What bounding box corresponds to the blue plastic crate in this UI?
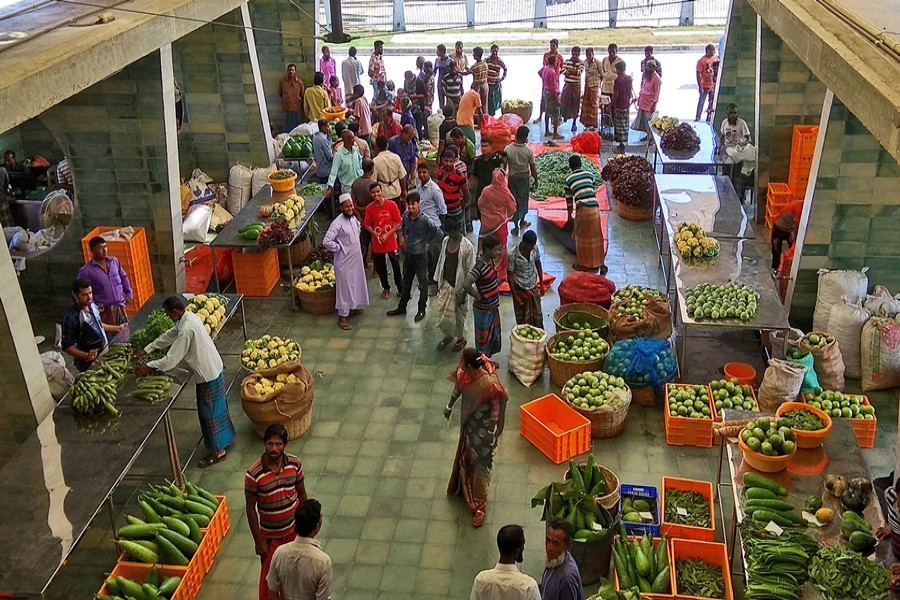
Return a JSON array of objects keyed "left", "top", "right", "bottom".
[{"left": 619, "top": 483, "right": 660, "bottom": 536}]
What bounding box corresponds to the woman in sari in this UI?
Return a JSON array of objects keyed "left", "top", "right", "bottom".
[
  {"left": 445, "top": 347, "right": 509, "bottom": 528},
  {"left": 477, "top": 169, "right": 517, "bottom": 283}
]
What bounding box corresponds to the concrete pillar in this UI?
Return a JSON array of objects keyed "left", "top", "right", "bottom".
[
  {"left": 679, "top": 0, "right": 694, "bottom": 26},
  {"left": 172, "top": 6, "right": 272, "bottom": 181},
  {"left": 534, "top": 0, "right": 547, "bottom": 28},
  {"left": 608, "top": 0, "right": 619, "bottom": 28},
  {"left": 788, "top": 92, "right": 900, "bottom": 326},
  {"left": 392, "top": 0, "right": 406, "bottom": 32},
  {"left": 714, "top": 0, "right": 758, "bottom": 132},
  {"left": 465, "top": 0, "right": 475, "bottom": 28},
  {"left": 249, "top": 0, "right": 318, "bottom": 133}
]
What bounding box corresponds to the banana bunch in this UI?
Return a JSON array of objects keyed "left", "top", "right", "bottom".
[
  {"left": 133, "top": 375, "right": 174, "bottom": 403},
  {"left": 674, "top": 221, "right": 719, "bottom": 260},
  {"left": 69, "top": 369, "right": 121, "bottom": 416},
  {"left": 651, "top": 115, "right": 679, "bottom": 132}
]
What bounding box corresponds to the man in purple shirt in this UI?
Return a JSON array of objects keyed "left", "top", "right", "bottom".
[
  {"left": 388, "top": 125, "right": 420, "bottom": 181},
  {"left": 541, "top": 516, "right": 584, "bottom": 600},
  {"left": 77, "top": 236, "right": 132, "bottom": 325}
]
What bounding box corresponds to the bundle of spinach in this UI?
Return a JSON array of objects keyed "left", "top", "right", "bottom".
[
  {"left": 533, "top": 151, "right": 602, "bottom": 200},
  {"left": 675, "top": 558, "right": 725, "bottom": 599},
  {"left": 808, "top": 545, "right": 889, "bottom": 600},
  {"left": 128, "top": 309, "right": 174, "bottom": 351},
  {"left": 664, "top": 488, "right": 711, "bottom": 528}
]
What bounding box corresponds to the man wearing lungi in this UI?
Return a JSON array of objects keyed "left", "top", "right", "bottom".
[
  {"left": 136, "top": 295, "right": 235, "bottom": 468},
  {"left": 564, "top": 154, "right": 607, "bottom": 275}
]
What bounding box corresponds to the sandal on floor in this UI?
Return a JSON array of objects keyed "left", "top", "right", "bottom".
[
  {"left": 381, "top": 289, "right": 390, "bottom": 300},
  {"left": 452, "top": 339, "right": 467, "bottom": 352},
  {"left": 473, "top": 509, "right": 486, "bottom": 528},
  {"left": 198, "top": 452, "right": 226, "bottom": 469},
  {"left": 338, "top": 319, "right": 352, "bottom": 330}
]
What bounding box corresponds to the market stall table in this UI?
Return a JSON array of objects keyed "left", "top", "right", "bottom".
[
  {"left": 0, "top": 293, "right": 243, "bottom": 597},
  {"left": 650, "top": 120, "right": 721, "bottom": 175},
  {"left": 717, "top": 413, "right": 897, "bottom": 598},
  {"left": 209, "top": 184, "right": 326, "bottom": 302}
]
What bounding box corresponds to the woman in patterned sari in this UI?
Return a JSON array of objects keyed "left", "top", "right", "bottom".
[{"left": 445, "top": 347, "right": 509, "bottom": 528}]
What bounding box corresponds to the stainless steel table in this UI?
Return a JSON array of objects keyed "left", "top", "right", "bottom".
[
  {"left": 0, "top": 293, "right": 243, "bottom": 597},
  {"left": 650, "top": 121, "right": 721, "bottom": 175},
  {"left": 209, "top": 183, "right": 326, "bottom": 303},
  {"left": 716, "top": 413, "right": 896, "bottom": 598}
]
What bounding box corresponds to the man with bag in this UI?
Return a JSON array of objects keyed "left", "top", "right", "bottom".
[{"left": 245, "top": 423, "right": 308, "bottom": 600}]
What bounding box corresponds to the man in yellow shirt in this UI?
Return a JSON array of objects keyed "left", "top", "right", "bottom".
[
  {"left": 470, "top": 47, "right": 489, "bottom": 110},
  {"left": 304, "top": 72, "right": 331, "bottom": 122},
  {"left": 457, "top": 82, "right": 483, "bottom": 148}
]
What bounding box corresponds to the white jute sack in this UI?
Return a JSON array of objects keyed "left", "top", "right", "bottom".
[
  {"left": 251, "top": 163, "right": 277, "bottom": 196},
  {"left": 813, "top": 267, "right": 868, "bottom": 332},
  {"left": 757, "top": 358, "right": 806, "bottom": 412},
  {"left": 227, "top": 163, "right": 253, "bottom": 215},
  {"left": 865, "top": 285, "right": 900, "bottom": 318},
  {"left": 826, "top": 297, "right": 871, "bottom": 378},
  {"left": 860, "top": 316, "right": 900, "bottom": 391},
  {"left": 426, "top": 112, "right": 445, "bottom": 147},
  {"left": 508, "top": 326, "right": 547, "bottom": 387}
]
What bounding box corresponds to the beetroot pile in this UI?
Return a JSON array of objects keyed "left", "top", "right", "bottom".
[{"left": 601, "top": 155, "right": 654, "bottom": 209}]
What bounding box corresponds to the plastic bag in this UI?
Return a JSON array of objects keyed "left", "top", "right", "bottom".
[
  {"left": 240, "top": 361, "right": 315, "bottom": 439},
  {"left": 183, "top": 203, "right": 213, "bottom": 243},
  {"left": 571, "top": 131, "right": 602, "bottom": 154},
  {"left": 227, "top": 163, "right": 253, "bottom": 215},
  {"left": 861, "top": 317, "right": 900, "bottom": 392},
  {"left": 508, "top": 326, "right": 547, "bottom": 387},
  {"left": 480, "top": 115, "right": 514, "bottom": 154},
  {"left": 783, "top": 350, "right": 818, "bottom": 394},
  {"left": 41, "top": 351, "right": 74, "bottom": 400},
  {"left": 864, "top": 285, "right": 900, "bottom": 318},
  {"left": 186, "top": 168, "right": 216, "bottom": 205},
  {"left": 813, "top": 267, "right": 868, "bottom": 332},
  {"left": 799, "top": 332, "right": 845, "bottom": 391},
  {"left": 827, "top": 297, "right": 871, "bottom": 378},
  {"left": 758, "top": 358, "right": 806, "bottom": 412},
  {"left": 251, "top": 164, "right": 277, "bottom": 196},
  {"left": 426, "top": 112, "right": 445, "bottom": 148},
  {"left": 604, "top": 338, "right": 677, "bottom": 401}
]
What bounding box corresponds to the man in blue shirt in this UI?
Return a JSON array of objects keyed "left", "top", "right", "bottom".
[
  {"left": 60, "top": 278, "right": 122, "bottom": 372},
  {"left": 388, "top": 125, "right": 419, "bottom": 181},
  {"left": 325, "top": 130, "right": 363, "bottom": 210},
  {"left": 387, "top": 193, "right": 439, "bottom": 322},
  {"left": 313, "top": 119, "right": 333, "bottom": 183},
  {"left": 541, "top": 516, "right": 583, "bottom": 600}
]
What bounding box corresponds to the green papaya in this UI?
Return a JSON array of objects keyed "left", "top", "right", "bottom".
[
  {"left": 841, "top": 510, "right": 871, "bottom": 539},
  {"left": 623, "top": 511, "right": 644, "bottom": 523},
  {"left": 651, "top": 566, "right": 671, "bottom": 593},
  {"left": 634, "top": 545, "right": 651, "bottom": 578},
  {"left": 632, "top": 498, "right": 651, "bottom": 512}
]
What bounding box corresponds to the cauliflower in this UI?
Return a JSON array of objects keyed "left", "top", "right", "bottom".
[
  {"left": 195, "top": 294, "right": 208, "bottom": 304},
  {"left": 301, "top": 266, "right": 311, "bottom": 275},
  {"left": 276, "top": 373, "right": 287, "bottom": 383},
  {"left": 273, "top": 382, "right": 284, "bottom": 391},
  {"left": 204, "top": 324, "right": 211, "bottom": 334},
  {"left": 268, "top": 359, "right": 278, "bottom": 368},
  {"left": 197, "top": 308, "right": 210, "bottom": 319}
]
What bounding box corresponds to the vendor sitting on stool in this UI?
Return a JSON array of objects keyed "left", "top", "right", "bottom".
[{"left": 61, "top": 278, "right": 123, "bottom": 372}]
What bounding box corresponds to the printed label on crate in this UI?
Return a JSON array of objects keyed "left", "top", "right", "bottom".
[
  {"left": 676, "top": 507, "right": 689, "bottom": 517},
  {"left": 639, "top": 511, "right": 654, "bottom": 521},
  {"left": 764, "top": 521, "right": 783, "bottom": 536}
]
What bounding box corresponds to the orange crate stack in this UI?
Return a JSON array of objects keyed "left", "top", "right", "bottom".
[
  {"left": 789, "top": 126, "right": 818, "bottom": 198},
  {"left": 98, "top": 563, "right": 195, "bottom": 600},
  {"left": 765, "top": 183, "right": 792, "bottom": 229},
  {"left": 520, "top": 394, "right": 592, "bottom": 464},
  {"left": 613, "top": 536, "right": 674, "bottom": 599},
  {"left": 232, "top": 248, "right": 280, "bottom": 296},
  {"left": 664, "top": 384, "right": 714, "bottom": 448},
  {"left": 660, "top": 477, "right": 715, "bottom": 541},
  {"left": 670, "top": 539, "right": 734, "bottom": 600},
  {"left": 82, "top": 226, "right": 155, "bottom": 315},
  {"left": 802, "top": 393, "right": 876, "bottom": 448}
]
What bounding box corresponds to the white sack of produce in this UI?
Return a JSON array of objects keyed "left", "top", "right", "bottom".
[
  {"left": 860, "top": 316, "right": 900, "bottom": 392},
  {"left": 41, "top": 351, "right": 74, "bottom": 400},
  {"left": 289, "top": 122, "right": 319, "bottom": 137},
  {"left": 186, "top": 168, "right": 216, "bottom": 204},
  {"left": 757, "top": 358, "right": 806, "bottom": 412},
  {"left": 251, "top": 164, "right": 277, "bottom": 196},
  {"left": 813, "top": 267, "right": 868, "bottom": 332},
  {"left": 427, "top": 112, "right": 445, "bottom": 147},
  {"left": 826, "top": 297, "right": 871, "bottom": 378},
  {"left": 508, "top": 325, "right": 547, "bottom": 387},
  {"left": 182, "top": 203, "right": 213, "bottom": 243},
  {"left": 864, "top": 285, "right": 900, "bottom": 318},
  {"left": 227, "top": 163, "right": 253, "bottom": 215}
]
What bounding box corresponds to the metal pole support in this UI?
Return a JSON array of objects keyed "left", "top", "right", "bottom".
[
  {"left": 392, "top": 0, "right": 406, "bottom": 32},
  {"left": 465, "top": 0, "right": 475, "bottom": 28},
  {"left": 679, "top": 0, "right": 695, "bottom": 26},
  {"left": 323, "top": 0, "right": 332, "bottom": 30},
  {"left": 534, "top": 0, "right": 547, "bottom": 28},
  {"left": 608, "top": 0, "right": 619, "bottom": 28}
]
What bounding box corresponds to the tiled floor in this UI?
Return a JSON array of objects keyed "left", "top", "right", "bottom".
[{"left": 43, "top": 130, "right": 898, "bottom": 600}]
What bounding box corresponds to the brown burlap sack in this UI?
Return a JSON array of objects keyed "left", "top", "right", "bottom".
[
  {"left": 608, "top": 296, "right": 673, "bottom": 341},
  {"left": 758, "top": 358, "right": 806, "bottom": 412},
  {"left": 799, "top": 332, "right": 845, "bottom": 391},
  {"left": 240, "top": 361, "right": 314, "bottom": 439}
]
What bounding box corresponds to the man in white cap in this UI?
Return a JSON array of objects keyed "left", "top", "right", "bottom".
[{"left": 321, "top": 193, "right": 369, "bottom": 330}]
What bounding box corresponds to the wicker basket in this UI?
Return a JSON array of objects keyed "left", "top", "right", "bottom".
[
  {"left": 279, "top": 237, "right": 311, "bottom": 269},
  {"left": 546, "top": 332, "right": 609, "bottom": 387},
  {"left": 553, "top": 302, "right": 610, "bottom": 339},
  {"left": 503, "top": 104, "right": 533, "bottom": 123},
  {"left": 565, "top": 462, "right": 621, "bottom": 514},
  {"left": 562, "top": 378, "right": 633, "bottom": 439},
  {"left": 630, "top": 385, "right": 658, "bottom": 407},
  {"left": 296, "top": 288, "right": 336, "bottom": 315},
  {"left": 616, "top": 201, "right": 653, "bottom": 221},
  {"left": 285, "top": 409, "right": 312, "bottom": 439}
]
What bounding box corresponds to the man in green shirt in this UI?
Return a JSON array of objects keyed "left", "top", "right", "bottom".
[{"left": 504, "top": 126, "right": 538, "bottom": 236}]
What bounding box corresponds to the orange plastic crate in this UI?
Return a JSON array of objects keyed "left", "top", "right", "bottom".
[
  {"left": 520, "top": 394, "right": 591, "bottom": 463},
  {"left": 232, "top": 248, "right": 280, "bottom": 296},
  {"left": 664, "top": 385, "right": 714, "bottom": 448},
  {"left": 98, "top": 563, "right": 194, "bottom": 600},
  {"left": 82, "top": 226, "right": 150, "bottom": 263},
  {"left": 197, "top": 495, "right": 230, "bottom": 573},
  {"left": 791, "top": 125, "right": 818, "bottom": 151},
  {"left": 613, "top": 536, "right": 674, "bottom": 598},
  {"left": 788, "top": 171, "right": 810, "bottom": 197},
  {"left": 670, "top": 539, "right": 733, "bottom": 600},
  {"left": 766, "top": 183, "right": 791, "bottom": 208},
  {"left": 709, "top": 385, "right": 758, "bottom": 422},
  {"left": 661, "top": 477, "right": 715, "bottom": 541},
  {"left": 801, "top": 393, "right": 876, "bottom": 448},
  {"left": 112, "top": 557, "right": 202, "bottom": 600}
]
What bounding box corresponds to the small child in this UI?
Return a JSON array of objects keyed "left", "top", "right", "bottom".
[
  {"left": 386, "top": 80, "right": 397, "bottom": 109},
  {"left": 327, "top": 75, "right": 343, "bottom": 107}
]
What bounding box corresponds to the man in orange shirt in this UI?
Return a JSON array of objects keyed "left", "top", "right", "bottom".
[
  {"left": 457, "top": 82, "right": 483, "bottom": 148},
  {"left": 695, "top": 44, "right": 720, "bottom": 122},
  {"left": 278, "top": 64, "right": 305, "bottom": 132}
]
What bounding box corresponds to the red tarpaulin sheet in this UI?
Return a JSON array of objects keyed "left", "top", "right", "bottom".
[
  {"left": 527, "top": 144, "right": 610, "bottom": 211},
  {"left": 499, "top": 272, "right": 557, "bottom": 294}
]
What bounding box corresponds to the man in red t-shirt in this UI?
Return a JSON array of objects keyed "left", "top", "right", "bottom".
[
  {"left": 245, "top": 423, "right": 307, "bottom": 600},
  {"left": 695, "top": 44, "right": 720, "bottom": 121},
  {"left": 436, "top": 148, "right": 470, "bottom": 234},
  {"left": 364, "top": 182, "right": 403, "bottom": 299}
]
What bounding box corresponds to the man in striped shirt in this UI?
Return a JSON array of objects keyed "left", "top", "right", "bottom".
[
  {"left": 564, "top": 154, "right": 607, "bottom": 274},
  {"left": 245, "top": 423, "right": 308, "bottom": 600},
  {"left": 437, "top": 148, "right": 470, "bottom": 233},
  {"left": 486, "top": 45, "right": 507, "bottom": 117},
  {"left": 470, "top": 46, "right": 489, "bottom": 111}
]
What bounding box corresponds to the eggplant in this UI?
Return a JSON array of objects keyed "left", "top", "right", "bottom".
[{"left": 841, "top": 487, "right": 869, "bottom": 513}]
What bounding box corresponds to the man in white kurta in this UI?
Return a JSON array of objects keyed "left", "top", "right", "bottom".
[{"left": 322, "top": 194, "right": 369, "bottom": 330}]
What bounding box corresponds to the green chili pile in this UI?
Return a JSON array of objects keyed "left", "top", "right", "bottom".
[
  {"left": 664, "top": 489, "right": 711, "bottom": 528},
  {"left": 533, "top": 151, "right": 602, "bottom": 200},
  {"left": 675, "top": 559, "right": 725, "bottom": 599},
  {"left": 808, "top": 546, "right": 889, "bottom": 600}
]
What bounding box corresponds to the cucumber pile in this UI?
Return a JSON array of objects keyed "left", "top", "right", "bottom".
[
  {"left": 741, "top": 472, "right": 808, "bottom": 528},
  {"left": 117, "top": 482, "right": 221, "bottom": 567},
  {"left": 613, "top": 524, "right": 671, "bottom": 594},
  {"left": 238, "top": 222, "right": 265, "bottom": 241},
  {"left": 100, "top": 566, "right": 181, "bottom": 600}
]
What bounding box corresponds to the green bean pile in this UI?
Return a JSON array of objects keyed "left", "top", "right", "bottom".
[
  {"left": 741, "top": 519, "right": 818, "bottom": 600},
  {"left": 808, "top": 546, "right": 889, "bottom": 600},
  {"left": 533, "top": 151, "right": 602, "bottom": 200},
  {"left": 664, "top": 489, "right": 711, "bottom": 528},
  {"left": 675, "top": 558, "right": 725, "bottom": 599}
]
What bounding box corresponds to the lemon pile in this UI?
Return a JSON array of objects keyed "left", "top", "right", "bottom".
[
  {"left": 651, "top": 115, "right": 679, "bottom": 132},
  {"left": 674, "top": 222, "right": 719, "bottom": 259},
  {"left": 185, "top": 294, "right": 229, "bottom": 335},
  {"left": 294, "top": 262, "right": 335, "bottom": 293},
  {"left": 271, "top": 194, "right": 306, "bottom": 223},
  {"left": 253, "top": 372, "right": 301, "bottom": 395},
  {"left": 241, "top": 335, "right": 301, "bottom": 371}
]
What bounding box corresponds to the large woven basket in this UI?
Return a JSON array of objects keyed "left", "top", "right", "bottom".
[
  {"left": 285, "top": 409, "right": 312, "bottom": 439},
  {"left": 565, "top": 462, "right": 621, "bottom": 514},
  {"left": 503, "top": 104, "right": 533, "bottom": 123},
  {"left": 546, "top": 332, "right": 608, "bottom": 387},
  {"left": 553, "top": 302, "right": 610, "bottom": 340},
  {"left": 562, "top": 379, "right": 633, "bottom": 439},
  {"left": 616, "top": 201, "right": 653, "bottom": 221},
  {"left": 296, "top": 287, "right": 336, "bottom": 315},
  {"left": 279, "top": 237, "right": 311, "bottom": 269}
]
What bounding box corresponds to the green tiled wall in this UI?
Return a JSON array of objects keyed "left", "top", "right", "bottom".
[
  {"left": 18, "top": 51, "right": 180, "bottom": 312},
  {"left": 0, "top": 118, "right": 63, "bottom": 165},
  {"left": 715, "top": 0, "right": 758, "bottom": 135},
  {"left": 791, "top": 97, "right": 900, "bottom": 326},
  {"left": 174, "top": 8, "right": 270, "bottom": 182},
  {"left": 756, "top": 23, "right": 826, "bottom": 221},
  {"left": 249, "top": 0, "right": 317, "bottom": 133}
]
